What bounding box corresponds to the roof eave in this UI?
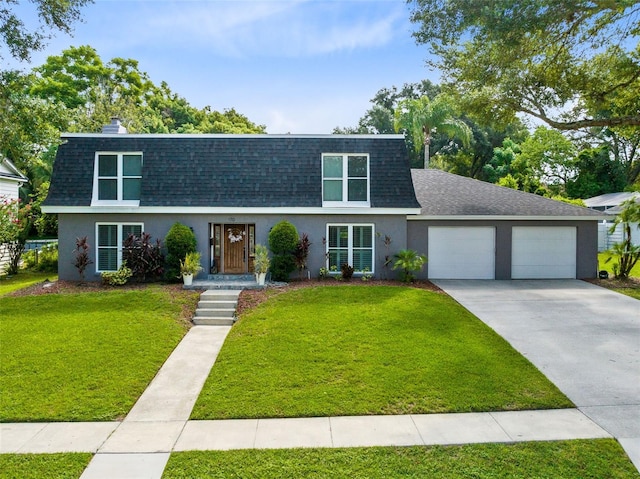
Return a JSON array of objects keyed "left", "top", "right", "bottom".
[
  {"left": 42, "top": 205, "right": 422, "bottom": 215},
  {"left": 59, "top": 133, "right": 406, "bottom": 140},
  {"left": 407, "top": 214, "right": 608, "bottom": 221}
]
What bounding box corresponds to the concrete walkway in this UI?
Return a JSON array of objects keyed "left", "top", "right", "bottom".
[
  {"left": 84, "top": 325, "right": 231, "bottom": 478},
  {"left": 434, "top": 279, "right": 640, "bottom": 471},
  {"left": 1, "top": 281, "right": 637, "bottom": 478}
]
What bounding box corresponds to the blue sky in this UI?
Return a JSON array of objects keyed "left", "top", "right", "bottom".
[{"left": 9, "top": 0, "right": 438, "bottom": 133}]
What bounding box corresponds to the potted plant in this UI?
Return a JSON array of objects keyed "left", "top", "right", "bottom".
[
  {"left": 179, "top": 251, "right": 203, "bottom": 286},
  {"left": 253, "top": 244, "right": 270, "bottom": 285}
]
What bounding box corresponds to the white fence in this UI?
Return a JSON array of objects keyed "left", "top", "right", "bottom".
[
  {"left": 598, "top": 221, "right": 640, "bottom": 252},
  {"left": 1, "top": 239, "right": 58, "bottom": 273}
]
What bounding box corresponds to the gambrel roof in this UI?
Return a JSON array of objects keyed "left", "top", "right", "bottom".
[{"left": 44, "top": 134, "right": 420, "bottom": 210}]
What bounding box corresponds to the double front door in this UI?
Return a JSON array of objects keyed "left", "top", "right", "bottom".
[{"left": 210, "top": 223, "right": 255, "bottom": 274}]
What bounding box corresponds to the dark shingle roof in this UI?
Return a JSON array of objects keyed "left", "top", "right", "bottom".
[
  {"left": 44, "top": 134, "right": 420, "bottom": 209},
  {"left": 411, "top": 169, "right": 603, "bottom": 217}
]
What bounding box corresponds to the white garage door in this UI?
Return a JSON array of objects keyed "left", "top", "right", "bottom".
[
  {"left": 512, "top": 226, "right": 577, "bottom": 279},
  {"left": 428, "top": 227, "right": 495, "bottom": 279}
]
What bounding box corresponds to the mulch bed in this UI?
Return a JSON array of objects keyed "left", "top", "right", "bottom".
[
  {"left": 584, "top": 276, "right": 640, "bottom": 289},
  {"left": 6, "top": 279, "right": 160, "bottom": 297}
]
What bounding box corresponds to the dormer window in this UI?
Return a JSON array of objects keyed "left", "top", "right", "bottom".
[
  {"left": 92, "top": 152, "right": 142, "bottom": 205},
  {"left": 322, "top": 153, "right": 369, "bottom": 206}
]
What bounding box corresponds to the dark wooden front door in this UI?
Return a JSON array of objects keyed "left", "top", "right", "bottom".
[{"left": 224, "top": 225, "right": 246, "bottom": 273}]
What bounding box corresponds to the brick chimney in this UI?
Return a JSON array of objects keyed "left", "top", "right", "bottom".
[{"left": 102, "top": 117, "right": 128, "bottom": 134}]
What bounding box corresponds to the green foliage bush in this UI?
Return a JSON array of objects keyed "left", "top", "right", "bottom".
[
  {"left": 23, "top": 243, "right": 58, "bottom": 273},
  {"left": 101, "top": 262, "right": 133, "bottom": 286},
  {"left": 270, "top": 255, "right": 296, "bottom": 282},
  {"left": 268, "top": 221, "right": 299, "bottom": 254},
  {"left": 268, "top": 221, "right": 299, "bottom": 281},
  {"left": 393, "top": 249, "right": 427, "bottom": 283},
  {"left": 165, "top": 223, "right": 197, "bottom": 281}
]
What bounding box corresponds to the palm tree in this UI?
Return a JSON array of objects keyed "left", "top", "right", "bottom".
[{"left": 394, "top": 94, "right": 472, "bottom": 168}]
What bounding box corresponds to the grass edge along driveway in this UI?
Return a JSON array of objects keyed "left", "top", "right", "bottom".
[{"left": 192, "top": 285, "right": 572, "bottom": 420}]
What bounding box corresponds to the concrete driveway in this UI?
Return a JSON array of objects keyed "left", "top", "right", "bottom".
[{"left": 434, "top": 280, "right": 640, "bottom": 468}]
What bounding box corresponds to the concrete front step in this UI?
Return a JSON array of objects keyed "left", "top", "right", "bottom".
[
  {"left": 197, "top": 300, "right": 237, "bottom": 308},
  {"left": 191, "top": 290, "right": 241, "bottom": 326},
  {"left": 185, "top": 281, "right": 264, "bottom": 290},
  {"left": 207, "top": 274, "right": 256, "bottom": 281},
  {"left": 192, "top": 317, "right": 236, "bottom": 326},
  {"left": 195, "top": 309, "right": 235, "bottom": 318},
  {"left": 200, "top": 290, "right": 242, "bottom": 301}
]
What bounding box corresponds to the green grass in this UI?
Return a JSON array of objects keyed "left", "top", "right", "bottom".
[
  {"left": 163, "top": 440, "right": 639, "bottom": 479},
  {"left": 0, "top": 286, "right": 197, "bottom": 421},
  {"left": 613, "top": 288, "right": 640, "bottom": 300},
  {"left": 0, "top": 271, "right": 58, "bottom": 296},
  {"left": 0, "top": 453, "right": 92, "bottom": 479},
  {"left": 598, "top": 252, "right": 640, "bottom": 278},
  {"left": 597, "top": 253, "right": 640, "bottom": 300},
  {"left": 192, "top": 286, "right": 572, "bottom": 419}
]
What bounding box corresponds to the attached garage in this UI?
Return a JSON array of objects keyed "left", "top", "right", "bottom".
[
  {"left": 428, "top": 227, "right": 495, "bottom": 279},
  {"left": 512, "top": 226, "right": 577, "bottom": 279},
  {"left": 409, "top": 169, "right": 605, "bottom": 280}
]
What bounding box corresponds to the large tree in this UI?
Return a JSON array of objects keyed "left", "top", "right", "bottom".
[
  {"left": 333, "top": 81, "right": 440, "bottom": 166},
  {"left": 394, "top": 94, "right": 472, "bottom": 168},
  {"left": 30, "top": 46, "right": 266, "bottom": 135},
  {"left": 1, "top": 0, "right": 92, "bottom": 62},
  {"left": 408, "top": 0, "right": 640, "bottom": 131},
  {"left": 517, "top": 126, "right": 578, "bottom": 194}
]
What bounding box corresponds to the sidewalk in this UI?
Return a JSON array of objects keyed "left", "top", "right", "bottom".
[{"left": 0, "top": 319, "right": 633, "bottom": 478}]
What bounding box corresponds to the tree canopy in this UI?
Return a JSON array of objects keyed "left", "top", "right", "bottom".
[
  {"left": 1, "top": 0, "right": 92, "bottom": 62},
  {"left": 2, "top": 45, "right": 266, "bottom": 239},
  {"left": 408, "top": 0, "right": 640, "bottom": 131},
  {"left": 394, "top": 94, "right": 472, "bottom": 168}
]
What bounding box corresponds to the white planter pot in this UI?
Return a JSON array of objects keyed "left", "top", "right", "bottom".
[
  {"left": 182, "top": 273, "right": 193, "bottom": 286},
  {"left": 256, "top": 272, "right": 267, "bottom": 285}
]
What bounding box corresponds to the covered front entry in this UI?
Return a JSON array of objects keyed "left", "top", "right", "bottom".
[{"left": 209, "top": 224, "right": 255, "bottom": 274}]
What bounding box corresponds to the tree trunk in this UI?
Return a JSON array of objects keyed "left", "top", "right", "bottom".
[{"left": 424, "top": 129, "right": 431, "bottom": 168}]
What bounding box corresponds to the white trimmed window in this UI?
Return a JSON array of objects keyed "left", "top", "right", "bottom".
[
  {"left": 322, "top": 154, "right": 369, "bottom": 206},
  {"left": 92, "top": 152, "right": 142, "bottom": 205},
  {"left": 326, "top": 224, "right": 374, "bottom": 273},
  {"left": 96, "top": 223, "right": 142, "bottom": 272}
]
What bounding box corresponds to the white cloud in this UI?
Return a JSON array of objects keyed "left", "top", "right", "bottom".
[{"left": 143, "top": 0, "right": 406, "bottom": 57}]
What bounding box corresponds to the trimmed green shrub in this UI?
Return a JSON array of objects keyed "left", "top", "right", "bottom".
[
  {"left": 101, "top": 262, "right": 133, "bottom": 286},
  {"left": 268, "top": 221, "right": 299, "bottom": 281},
  {"left": 165, "top": 223, "right": 197, "bottom": 281},
  {"left": 270, "top": 255, "right": 296, "bottom": 282}
]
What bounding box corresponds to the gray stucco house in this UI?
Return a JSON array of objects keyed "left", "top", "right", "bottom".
[{"left": 42, "top": 127, "right": 604, "bottom": 281}]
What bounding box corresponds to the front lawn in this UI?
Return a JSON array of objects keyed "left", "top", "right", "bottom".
[
  {"left": 0, "top": 285, "right": 199, "bottom": 422},
  {"left": 0, "top": 271, "right": 58, "bottom": 296},
  {"left": 0, "top": 453, "right": 92, "bottom": 479},
  {"left": 163, "top": 440, "right": 638, "bottom": 479},
  {"left": 192, "top": 286, "right": 571, "bottom": 420}
]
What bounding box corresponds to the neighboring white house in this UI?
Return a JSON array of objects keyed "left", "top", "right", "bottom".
[
  {"left": 584, "top": 192, "right": 640, "bottom": 252},
  {"left": 0, "top": 156, "right": 29, "bottom": 272},
  {"left": 0, "top": 156, "right": 27, "bottom": 200}
]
